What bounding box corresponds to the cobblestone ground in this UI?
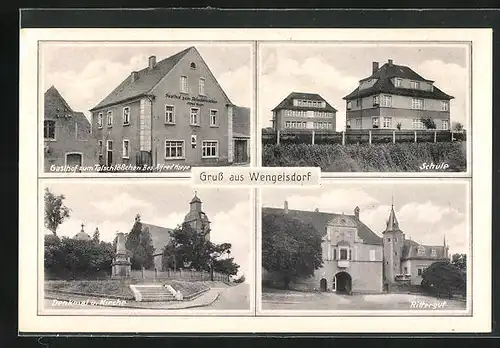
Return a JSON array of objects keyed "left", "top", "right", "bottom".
[{"left": 262, "top": 290, "right": 467, "bottom": 311}]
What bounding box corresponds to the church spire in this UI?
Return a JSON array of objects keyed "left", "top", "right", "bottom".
[
  {"left": 190, "top": 191, "right": 202, "bottom": 212},
  {"left": 385, "top": 204, "right": 400, "bottom": 232}
]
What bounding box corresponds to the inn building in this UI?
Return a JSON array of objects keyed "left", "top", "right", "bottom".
[
  {"left": 89, "top": 47, "right": 250, "bottom": 168},
  {"left": 271, "top": 92, "right": 337, "bottom": 131},
  {"left": 43, "top": 86, "right": 95, "bottom": 171},
  {"left": 343, "top": 59, "right": 454, "bottom": 131},
  {"left": 262, "top": 201, "right": 449, "bottom": 293}
]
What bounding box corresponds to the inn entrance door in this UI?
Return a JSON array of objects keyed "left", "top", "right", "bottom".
[
  {"left": 66, "top": 153, "right": 82, "bottom": 167},
  {"left": 234, "top": 139, "right": 248, "bottom": 164}
]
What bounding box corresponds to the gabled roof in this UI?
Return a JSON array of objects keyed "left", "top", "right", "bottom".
[
  {"left": 233, "top": 106, "right": 250, "bottom": 137},
  {"left": 343, "top": 62, "right": 454, "bottom": 101},
  {"left": 44, "top": 86, "right": 91, "bottom": 138},
  {"left": 90, "top": 47, "right": 202, "bottom": 111},
  {"left": 142, "top": 223, "right": 173, "bottom": 256},
  {"left": 401, "top": 239, "right": 448, "bottom": 260},
  {"left": 272, "top": 92, "right": 338, "bottom": 112},
  {"left": 262, "top": 207, "right": 383, "bottom": 245}
]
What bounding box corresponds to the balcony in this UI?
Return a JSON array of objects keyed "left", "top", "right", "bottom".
[{"left": 337, "top": 260, "right": 350, "bottom": 268}]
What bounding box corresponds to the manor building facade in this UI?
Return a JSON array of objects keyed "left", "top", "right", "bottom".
[
  {"left": 271, "top": 92, "right": 337, "bottom": 132},
  {"left": 343, "top": 59, "right": 454, "bottom": 131},
  {"left": 89, "top": 47, "right": 249, "bottom": 168},
  {"left": 262, "top": 201, "right": 449, "bottom": 293}
]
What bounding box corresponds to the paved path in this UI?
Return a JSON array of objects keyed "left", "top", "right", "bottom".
[
  {"left": 262, "top": 290, "right": 466, "bottom": 311},
  {"left": 195, "top": 283, "right": 250, "bottom": 310}
]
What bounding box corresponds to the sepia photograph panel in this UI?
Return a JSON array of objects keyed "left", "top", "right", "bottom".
[
  {"left": 259, "top": 43, "right": 470, "bottom": 174},
  {"left": 40, "top": 180, "right": 254, "bottom": 315},
  {"left": 259, "top": 179, "right": 470, "bottom": 315},
  {"left": 40, "top": 42, "right": 253, "bottom": 175}
]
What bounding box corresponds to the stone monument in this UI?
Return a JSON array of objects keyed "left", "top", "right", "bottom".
[{"left": 112, "top": 232, "right": 131, "bottom": 279}]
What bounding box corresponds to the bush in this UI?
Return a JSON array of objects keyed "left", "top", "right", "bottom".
[
  {"left": 421, "top": 261, "right": 466, "bottom": 298},
  {"left": 262, "top": 142, "right": 466, "bottom": 172}
]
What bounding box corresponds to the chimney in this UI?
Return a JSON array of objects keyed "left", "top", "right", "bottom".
[
  {"left": 372, "top": 61, "right": 379, "bottom": 74},
  {"left": 388, "top": 59, "right": 393, "bottom": 66},
  {"left": 131, "top": 71, "right": 138, "bottom": 82},
  {"left": 354, "top": 206, "right": 360, "bottom": 220},
  {"left": 148, "top": 55, "right": 156, "bottom": 70},
  {"left": 284, "top": 201, "right": 288, "bottom": 214},
  {"left": 314, "top": 208, "right": 319, "bottom": 212}
]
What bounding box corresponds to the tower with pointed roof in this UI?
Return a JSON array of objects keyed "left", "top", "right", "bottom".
[
  {"left": 382, "top": 204, "right": 404, "bottom": 289},
  {"left": 184, "top": 192, "right": 211, "bottom": 240}
]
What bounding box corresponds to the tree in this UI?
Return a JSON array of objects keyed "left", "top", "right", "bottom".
[
  {"left": 44, "top": 187, "right": 71, "bottom": 235},
  {"left": 262, "top": 211, "right": 323, "bottom": 289},
  {"left": 421, "top": 117, "right": 437, "bottom": 130},
  {"left": 451, "top": 253, "right": 467, "bottom": 272},
  {"left": 92, "top": 228, "right": 100, "bottom": 244},
  {"left": 125, "top": 214, "right": 154, "bottom": 270},
  {"left": 421, "top": 261, "right": 466, "bottom": 298},
  {"left": 452, "top": 122, "right": 464, "bottom": 132},
  {"left": 161, "top": 222, "right": 239, "bottom": 277}
]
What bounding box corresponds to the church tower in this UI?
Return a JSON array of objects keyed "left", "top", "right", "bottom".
[
  {"left": 382, "top": 203, "right": 404, "bottom": 290},
  {"left": 184, "top": 192, "right": 211, "bottom": 241}
]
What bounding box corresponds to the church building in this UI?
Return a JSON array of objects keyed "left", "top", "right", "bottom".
[{"left": 262, "top": 201, "right": 449, "bottom": 294}]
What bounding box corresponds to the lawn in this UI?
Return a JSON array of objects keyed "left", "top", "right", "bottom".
[{"left": 45, "top": 280, "right": 135, "bottom": 299}]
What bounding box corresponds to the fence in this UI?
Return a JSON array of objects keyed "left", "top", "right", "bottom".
[
  {"left": 262, "top": 129, "right": 467, "bottom": 146},
  {"left": 130, "top": 268, "right": 230, "bottom": 283}
]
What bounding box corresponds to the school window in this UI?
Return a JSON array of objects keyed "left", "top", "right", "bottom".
[
  {"left": 123, "top": 107, "right": 130, "bottom": 125},
  {"left": 373, "top": 95, "right": 380, "bottom": 105},
  {"left": 383, "top": 117, "right": 392, "bottom": 128},
  {"left": 199, "top": 78, "right": 205, "bottom": 95},
  {"left": 347, "top": 101, "right": 352, "bottom": 110},
  {"left": 442, "top": 120, "right": 449, "bottom": 130},
  {"left": 202, "top": 141, "right": 218, "bottom": 158},
  {"left": 44, "top": 120, "right": 56, "bottom": 140},
  {"left": 431, "top": 249, "right": 437, "bottom": 257},
  {"left": 122, "top": 139, "right": 130, "bottom": 158},
  {"left": 339, "top": 248, "right": 348, "bottom": 260},
  {"left": 165, "top": 140, "right": 184, "bottom": 159},
  {"left": 369, "top": 249, "right": 376, "bottom": 261},
  {"left": 394, "top": 78, "right": 402, "bottom": 87},
  {"left": 411, "top": 98, "right": 424, "bottom": 110},
  {"left": 190, "top": 62, "right": 197, "bottom": 69},
  {"left": 286, "top": 110, "right": 291, "bottom": 117},
  {"left": 163, "top": 105, "right": 175, "bottom": 124},
  {"left": 210, "top": 109, "right": 218, "bottom": 126},
  {"left": 412, "top": 118, "right": 424, "bottom": 129},
  {"left": 380, "top": 95, "right": 392, "bottom": 107},
  {"left": 372, "top": 117, "right": 380, "bottom": 128},
  {"left": 285, "top": 121, "right": 291, "bottom": 128},
  {"left": 417, "top": 246, "right": 426, "bottom": 256},
  {"left": 180, "top": 76, "right": 188, "bottom": 93},
  {"left": 96, "top": 113, "right": 103, "bottom": 129},
  {"left": 356, "top": 99, "right": 360, "bottom": 107},
  {"left": 410, "top": 81, "right": 420, "bottom": 89},
  {"left": 190, "top": 108, "right": 199, "bottom": 125},
  {"left": 97, "top": 140, "right": 103, "bottom": 156},
  {"left": 404, "top": 267, "right": 408, "bottom": 273},
  {"left": 333, "top": 248, "right": 337, "bottom": 260},
  {"left": 441, "top": 101, "right": 449, "bottom": 111},
  {"left": 388, "top": 238, "right": 391, "bottom": 242},
  {"left": 417, "top": 268, "right": 423, "bottom": 276},
  {"left": 106, "top": 140, "right": 113, "bottom": 151},
  {"left": 349, "top": 249, "right": 352, "bottom": 260},
  {"left": 107, "top": 111, "right": 113, "bottom": 127},
  {"left": 355, "top": 119, "right": 362, "bottom": 128}
]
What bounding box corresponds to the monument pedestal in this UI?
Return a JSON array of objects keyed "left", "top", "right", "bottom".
[{"left": 111, "top": 232, "right": 131, "bottom": 279}]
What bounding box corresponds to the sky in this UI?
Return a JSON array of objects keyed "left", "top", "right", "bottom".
[
  {"left": 259, "top": 43, "right": 469, "bottom": 131},
  {"left": 41, "top": 42, "right": 253, "bottom": 120},
  {"left": 261, "top": 180, "right": 469, "bottom": 255},
  {"left": 43, "top": 181, "right": 253, "bottom": 278}
]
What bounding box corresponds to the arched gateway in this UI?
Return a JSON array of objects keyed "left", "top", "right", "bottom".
[{"left": 334, "top": 271, "right": 352, "bottom": 294}]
